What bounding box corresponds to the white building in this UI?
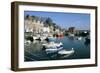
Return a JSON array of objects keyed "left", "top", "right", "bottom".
[
  {"left": 24, "top": 17, "right": 44, "bottom": 33},
  {"left": 42, "top": 27, "right": 50, "bottom": 33}
]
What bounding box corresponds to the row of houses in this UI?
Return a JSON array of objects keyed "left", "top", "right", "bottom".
[
  {"left": 24, "top": 15, "right": 90, "bottom": 37},
  {"left": 24, "top": 15, "right": 62, "bottom": 35}
]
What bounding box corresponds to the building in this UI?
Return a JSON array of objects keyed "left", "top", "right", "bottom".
[
  {"left": 24, "top": 15, "right": 65, "bottom": 36},
  {"left": 24, "top": 16, "right": 44, "bottom": 33},
  {"left": 68, "top": 27, "right": 76, "bottom": 34},
  {"left": 42, "top": 26, "right": 50, "bottom": 33}
]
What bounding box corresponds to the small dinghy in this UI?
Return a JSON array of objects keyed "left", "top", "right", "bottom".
[
  {"left": 45, "top": 46, "right": 63, "bottom": 54},
  {"left": 76, "top": 37, "right": 82, "bottom": 40},
  {"left": 42, "top": 42, "right": 63, "bottom": 54},
  {"left": 42, "top": 42, "right": 63, "bottom": 48},
  {"left": 57, "top": 48, "right": 74, "bottom": 58},
  {"left": 58, "top": 48, "right": 74, "bottom": 55}
]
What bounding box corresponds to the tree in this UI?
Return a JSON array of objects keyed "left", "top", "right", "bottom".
[
  {"left": 44, "top": 17, "right": 53, "bottom": 26},
  {"left": 25, "top": 14, "right": 29, "bottom": 19}
]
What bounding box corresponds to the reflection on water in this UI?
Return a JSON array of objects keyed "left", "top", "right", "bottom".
[{"left": 24, "top": 36, "right": 90, "bottom": 61}]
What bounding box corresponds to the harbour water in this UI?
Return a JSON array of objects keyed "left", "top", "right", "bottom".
[{"left": 24, "top": 36, "right": 90, "bottom": 61}]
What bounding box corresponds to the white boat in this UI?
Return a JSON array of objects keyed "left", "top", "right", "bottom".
[
  {"left": 33, "top": 35, "right": 47, "bottom": 41},
  {"left": 42, "top": 42, "right": 63, "bottom": 54},
  {"left": 68, "top": 33, "right": 75, "bottom": 37},
  {"left": 24, "top": 39, "right": 31, "bottom": 45},
  {"left": 45, "top": 46, "right": 63, "bottom": 54},
  {"left": 77, "top": 37, "right": 82, "bottom": 40},
  {"left": 58, "top": 48, "right": 74, "bottom": 55},
  {"left": 40, "top": 36, "right": 47, "bottom": 41},
  {"left": 42, "top": 42, "right": 63, "bottom": 48},
  {"left": 33, "top": 36, "right": 39, "bottom": 40}
]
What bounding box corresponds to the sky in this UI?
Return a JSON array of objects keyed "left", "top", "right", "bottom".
[{"left": 24, "top": 11, "right": 90, "bottom": 30}]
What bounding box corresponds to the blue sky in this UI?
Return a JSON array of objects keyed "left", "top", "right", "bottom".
[{"left": 24, "top": 11, "right": 90, "bottom": 30}]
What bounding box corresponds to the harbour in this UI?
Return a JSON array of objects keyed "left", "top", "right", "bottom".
[{"left": 24, "top": 36, "right": 90, "bottom": 61}]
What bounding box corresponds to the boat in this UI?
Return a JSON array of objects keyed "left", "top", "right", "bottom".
[
  {"left": 42, "top": 42, "right": 63, "bottom": 48},
  {"left": 45, "top": 37, "right": 56, "bottom": 42},
  {"left": 24, "top": 39, "right": 31, "bottom": 45},
  {"left": 57, "top": 48, "right": 74, "bottom": 58},
  {"left": 76, "top": 37, "right": 82, "bottom": 40},
  {"left": 40, "top": 36, "right": 47, "bottom": 41},
  {"left": 33, "top": 36, "right": 39, "bottom": 40},
  {"left": 47, "top": 36, "right": 56, "bottom": 42},
  {"left": 58, "top": 48, "right": 74, "bottom": 55},
  {"left": 85, "top": 37, "right": 90, "bottom": 44},
  {"left": 42, "top": 42, "right": 63, "bottom": 54},
  {"left": 25, "top": 36, "right": 34, "bottom": 42},
  {"left": 68, "top": 33, "right": 75, "bottom": 37},
  {"left": 45, "top": 46, "right": 63, "bottom": 54}
]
